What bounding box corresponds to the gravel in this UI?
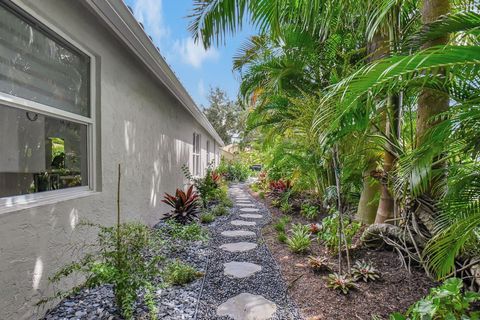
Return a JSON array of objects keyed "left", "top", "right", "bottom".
[
  {"left": 195, "top": 183, "right": 301, "bottom": 320},
  {"left": 42, "top": 183, "right": 300, "bottom": 320}
]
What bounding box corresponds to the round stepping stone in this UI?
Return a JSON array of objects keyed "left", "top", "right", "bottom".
[
  {"left": 220, "top": 242, "right": 257, "bottom": 252},
  {"left": 240, "top": 214, "right": 263, "bottom": 219},
  {"left": 217, "top": 293, "right": 277, "bottom": 320},
  {"left": 222, "top": 230, "right": 256, "bottom": 237},
  {"left": 231, "top": 220, "right": 256, "bottom": 226},
  {"left": 224, "top": 262, "right": 262, "bottom": 278},
  {"left": 240, "top": 208, "right": 260, "bottom": 212}
]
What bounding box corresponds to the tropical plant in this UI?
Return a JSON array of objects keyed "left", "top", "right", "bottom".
[
  {"left": 162, "top": 185, "right": 200, "bottom": 224},
  {"left": 165, "top": 220, "right": 208, "bottom": 241},
  {"left": 301, "top": 204, "right": 319, "bottom": 220},
  {"left": 307, "top": 256, "right": 331, "bottom": 272},
  {"left": 351, "top": 260, "right": 380, "bottom": 282},
  {"left": 277, "top": 231, "right": 288, "bottom": 243},
  {"left": 318, "top": 214, "right": 361, "bottom": 254},
  {"left": 200, "top": 212, "right": 215, "bottom": 224},
  {"left": 390, "top": 278, "right": 480, "bottom": 320},
  {"left": 286, "top": 224, "right": 311, "bottom": 253},
  {"left": 162, "top": 260, "right": 202, "bottom": 286},
  {"left": 217, "top": 159, "right": 251, "bottom": 182},
  {"left": 326, "top": 273, "right": 358, "bottom": 295},
  {"left": 212, "top": 204, "right": 229, "bottom": 216},
  {"left": 274, "top": 216, "right": 291, "bottom": 232}
]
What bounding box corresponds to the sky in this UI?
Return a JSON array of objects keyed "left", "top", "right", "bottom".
[{"left": 123, "top": 0, "right": 257, "bottom": 108}]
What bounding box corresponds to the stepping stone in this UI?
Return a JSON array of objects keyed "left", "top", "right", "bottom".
[
  {"left": 240, "top": 208, "right": 260, "bottom": 212},
  {"left": 231, "top": 220, "right": 256, "bottom": 226},
  {"left": 237, "top": 203, "right": 255, "bottom": 207},
  {"left": 224, "top": 262, "right": 262, "bottom": 278},
  {"left": 220, "top": 242, "right": 257, "bottom": 252},
  {"left": 222, "top": 230, "right": 256, "bottom": 237},
  {"left": 240, "top": 214, "right": 263, "bottom": 219},
  {"left": 217, "top": 293, "right": 277, "bottom": 320}
]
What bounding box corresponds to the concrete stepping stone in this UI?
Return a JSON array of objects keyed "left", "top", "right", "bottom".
[
  {"left": 237, "top": 203, "right": 255, "bottom": 207},
  {"left": 224, "top": 262, "right": 262, "bottom": 278},
  {"left": 231, "top": 220, "right": 256, "bottom": 226},
  {"left": 217, "top": 293, "right": 277, "bottom": 320},
  {"left": 220, "top": 242, "right": 257, "bottom": 252},
  {"left": 240, "top": 214, "right": 263, "bottom": 219},
  {"left": 236, "top": 197, "right": 249, "bottom": 199},
  {"left": 222, "top": 230, "right": 256, "bottom": 237},
  {"left": 240, "top": 208, "right": 260, "bottom": 212}
]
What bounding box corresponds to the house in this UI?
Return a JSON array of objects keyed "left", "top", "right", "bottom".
[{"left": 0, "top": 0, "right": 223, "bottom": 318}]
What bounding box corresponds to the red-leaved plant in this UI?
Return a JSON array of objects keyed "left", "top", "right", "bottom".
[
  {"left": 269, "top": 179, "right": 292, "bottom": 193},
  {"left": 162, "top": 185, "right": 199, "bottom": 224}
]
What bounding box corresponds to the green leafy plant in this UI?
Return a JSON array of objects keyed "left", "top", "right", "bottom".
[
  {"left": 326, "top": 273, "right": 358, "bottom": 295},
  {"left": 318, "top": 213, "right": 361, "bottom": 254},
  {"left": 390, "top": 278, "right": 480, "bottom": 320},
  {"left": 277, "top": 231, "right": 288, "bottom": 243},
  {"left": 166, "top": 220, "right": 208, "bottom": 241},
  {"left": 216, "top": 159, "right": 251, "bottom": 182},
  {"left": 200, "top": 212, "right": 215, "bottom": 224},
  {"left": 274, "top": 216, "right": 291, "bottom": 232},
  {"left": 301, "top": 204, "right": 319, "bottom": 220},
  {"left": 286, "top": 224, "right": 311, "bottom": 253},
  {"left": 259, "top": 191, "right": 265, "bottom": 199},
  {"left": 351, "top": 260, "right": 380, "bottom": 282},
  {"left": 212, "top": 204, "right": 229, "bottom": 216},
  {"left": 162, "top": 185, "right": 200, "bottom": 224},
  {"left": 162, "top": 260, "right": 202, "bottom": 286},
  {"left": 44, "top": 222, "right": 161, "bottom": 320},
  {"left": 182, "top": 165, "right": 221, "bottom": 208},
  {"left": 280, "top": 201, "right": 293, "bottom": 213},
  {"left": 307, "top": 255, "right": 331, "bottom": 272}
]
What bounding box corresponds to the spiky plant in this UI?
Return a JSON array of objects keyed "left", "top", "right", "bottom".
[
  {"left": 307, "top": 256, "right": 331, "bottom": 272},
  {"left": 326, "top": 273, "right": 358, "bottom": 294},
  {"left": 162, "top": 185, "right": 200, "bottom": 224},
  {"left": 351, "top": 260, "right": 380, "bottom": 282}
]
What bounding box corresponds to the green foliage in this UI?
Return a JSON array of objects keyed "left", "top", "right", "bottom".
[
  {"left": 274, "top": 216, "right": 291, "bottom": 232},
  {"left": 217, "top": 159, "right": 251, "bottom": 182},
  {"left": 212, "top": 205, "right": 229, "bottom": 216},
  {"left": 200, "top": 212, "right": 215, "bottom": 224},
  {"left": 390, "top": 278, "right": 480, "bottom": 320},
  {"left": 162, "top": 260, "right": 202, "bottom": 286},
  {"left": 307, "top": 256, "right": 331, "bottom": 272},
  {"left": 286, "top": 223, "right": 311, "bottom": 253},
  {"left": 45, "top": 222, "right": 161, "bottom": 320},
  {"left": 351, "top": 260, "right": 380, "bottom": 282},
  {"left": 182, "top": 165, "right": 221, "bottom": 208},
  {"left": 280, "top": 201, "right": 292, "bottom": 213},
  {"left": 318, "top": 213, "right": 361, "bottom": 254},
  {"left": 326, "top": 273, "right": 358, "bottom": 295},
  {"left": 259, "top": 191, "right": 266, "bottom": 199},
  {"left": 162, "top": 185, "right": 200, "bottom": 224},
  {"left": 301, "top": 204, "right": 318, "bottom": 220},
  {"left": 166, "top": 220, "right": 208, "bottom": 241},
  {"left": 277, "top": 231, "right": 288, "bottom": 243}
]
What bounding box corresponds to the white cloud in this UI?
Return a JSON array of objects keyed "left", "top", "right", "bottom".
[
  {"left": 133, "top": 0, "right": 170, "bottom": 41},
  {"left": 173, "top": 37, "right": 219, "bottom": 68}
]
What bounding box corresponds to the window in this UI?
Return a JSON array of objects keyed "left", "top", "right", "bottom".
[
  {"left": 0, "top": 2, "right": 93, "bottom": 202},
  {"left": 192, "top": 133, "right": 201, "bottom": 176},
  {"left": 206, "top": 140, "right": 210, "bottom": 164}
]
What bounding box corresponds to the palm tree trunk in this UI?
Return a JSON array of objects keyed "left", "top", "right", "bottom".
[
  {"left": 356, "top": 160, "right": 380, "bottom": 224},
  {"left": 417, "top": 0, "right": 450, "bottom": 198}
]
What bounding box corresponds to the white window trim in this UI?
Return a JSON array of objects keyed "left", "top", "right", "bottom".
[
  {"left": 192, "top": 132, "right": 201, "bottom": 177},
  {"left": 0, "top": 1, "right": 98, "bottom": 215},
  {"left": 206, "top": 140, "right": 211, "bottom": 165}
]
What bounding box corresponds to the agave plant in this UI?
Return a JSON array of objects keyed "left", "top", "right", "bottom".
[
  {"left": 162, "top": 185, "right": 200, "bottom": 224},
  {"left": 351, "top": 260, "right": 380, "bottom": 282}
]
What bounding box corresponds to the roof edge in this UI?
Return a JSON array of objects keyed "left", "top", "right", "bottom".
[{"left": 83, "top": 0, "right": 225, "bottom": 147}]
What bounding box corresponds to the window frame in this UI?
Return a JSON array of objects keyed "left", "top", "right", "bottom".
[
  {"left": 0, "top": 0, "right": 97, "bottom": 214},
  {"left": 192, "top": 132, "right": 201, "bottom": 177},
  {"left": 206, "top": 140, "right": 211, "bottom": 165}
]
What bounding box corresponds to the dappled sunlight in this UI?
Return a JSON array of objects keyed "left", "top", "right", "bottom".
[
  {"left": 32, "top": 256, "right": 43, "bottom": 290},
  {"left": 123, "top": 120, "right": 136, "bottom": 155},
  {"left": 69, "top": 208, "right": 79, "bottom": 230}
]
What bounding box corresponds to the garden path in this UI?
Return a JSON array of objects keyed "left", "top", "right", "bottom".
[{"left": 195, "top": 184, "right": 300, "bottom": 320}]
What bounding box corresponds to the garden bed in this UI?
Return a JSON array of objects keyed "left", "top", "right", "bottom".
[{"left": 250, "top": 189, "right": 436, "bottom": 320}]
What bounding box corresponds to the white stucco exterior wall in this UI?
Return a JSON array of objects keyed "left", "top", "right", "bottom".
[{"left": 0, "top": 1, "right": 222, "bottom": 319}]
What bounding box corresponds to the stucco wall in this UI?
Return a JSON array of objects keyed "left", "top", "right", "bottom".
[{"left": 0, "top": 1, "right": 221, "bottom": 319}]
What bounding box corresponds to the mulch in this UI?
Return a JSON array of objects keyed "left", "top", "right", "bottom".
[{"left": 249, "top": 190, "right": 436, "bottom": 320}]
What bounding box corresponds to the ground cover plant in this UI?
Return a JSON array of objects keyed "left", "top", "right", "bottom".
[{"left": 162, "top": 260, "right": 203, "bottom": 286}]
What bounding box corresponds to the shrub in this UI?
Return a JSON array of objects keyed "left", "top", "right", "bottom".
[
  {"left": 286, "top": 224, "right": 311, "bottom": 253},
  {"left": 326, "top": 273, "right": 358, "bottom": 294},
  {"left": 269, "top": 179, "right": 292, "bottom": 194},
  {"left": 200, "top": 212, "right": 215, "bottom": 224},
  {"left": 259, "top": 191, "right": 265, "bottom": 199},
  {"left": 317, "top": 213, "right": 361, "bottom": 254},
  {"left": 280, "top": 201, "right": 292, "bottom": 213},
  {"left": 162, "top": 260, "right": 202, "bottom": 286},
  {"left": 390, "top": 278, "right": 480, "bottom": 320},
  {"left": 162, "top": 185, "right": 200, "bottom": 224},
  {"left": 166, "top": 220, "right": 208, "bottom": 241},
  {"left": 250, "top": 183, "right": 260, "bottom": 192},
  {"left": 212, "top": 205, "right": 229, "bottom": 216},
  {"left": 351, "top": 260, "right": 380, "bottom": 282},
  {"left": 307, "top": 256, "right": 331, "bottom": 272},
  {"left": 44, "top": 222, "right": 161, "bottom": 320},
  {"left": 182, "top": 165, "right": 220, "bottom": 208},
  {"left": 301, "top": 204, "right": 318, "bottom": 220},
  {"left": 217, "top": 160, "right": 250, "bottom": 182}
]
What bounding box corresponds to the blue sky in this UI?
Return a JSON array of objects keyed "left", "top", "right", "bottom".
[{"left": 123, "top": 0, "right": 257, "bottom": 108}]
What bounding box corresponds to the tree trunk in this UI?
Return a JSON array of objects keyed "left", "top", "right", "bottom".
[
  {"left": 416, "top": 0, "right": 450, "bottom": 199},
  {"left": 356, "top": 161, "right": 380, "bottom": 224}
]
